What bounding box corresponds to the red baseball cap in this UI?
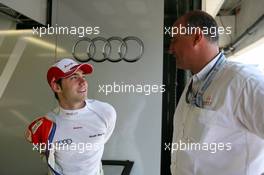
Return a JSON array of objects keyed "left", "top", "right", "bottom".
[{"left": 47, "top": 58, "right": 93, "bottom": 87}]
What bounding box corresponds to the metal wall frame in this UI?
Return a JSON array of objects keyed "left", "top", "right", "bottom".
[{"left": 102, "top": 160, "right": 134, "bottom": 175}]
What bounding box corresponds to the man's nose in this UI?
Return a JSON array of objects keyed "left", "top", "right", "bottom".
[{"left": 79, "top": 77, "right": 86, "bottom": 84}]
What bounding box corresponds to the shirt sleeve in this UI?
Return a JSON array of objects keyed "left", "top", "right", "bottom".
[
  {"left": 103, "top": 103, "right": 117, "bottom": 143},
  {"left": 235, "top": 74, "right": 264, "bottom": 139}
]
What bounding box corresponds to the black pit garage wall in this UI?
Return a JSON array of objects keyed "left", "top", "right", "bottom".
[{"left": 161, "top": 0, "right": 201, "bottom": 174}]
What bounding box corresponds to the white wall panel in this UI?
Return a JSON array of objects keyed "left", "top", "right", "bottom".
[{"left": 54, "top": 0, "right": 164, "bottom": 174}]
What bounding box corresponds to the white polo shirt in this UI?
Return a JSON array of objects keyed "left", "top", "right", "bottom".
[
  {"left": 171, "top": 55, "right": 264, "bottom": 175},
  {"left": 48, "top": 99, "right": 116, "bottom": 175}
]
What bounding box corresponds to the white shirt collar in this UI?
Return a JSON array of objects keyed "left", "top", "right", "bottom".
[
  {"left": 56, "top": 100, "right": 89, "bottom": 118},
  {"left": 192, "top": 52, "right": 222, "bottom": 83}
]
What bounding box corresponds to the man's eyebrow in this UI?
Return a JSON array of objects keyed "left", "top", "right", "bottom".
[{"left": 70, "top": 72, "right": 85, "bottom": 77}]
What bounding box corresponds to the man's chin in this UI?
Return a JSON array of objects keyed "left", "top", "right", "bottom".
[
  {"left": 176, "top": 62, "right": 187, "bottom": 70},
  {"left": 81, "top": 95, "right": 87, "bottom": 100},
  {"left": 77, "top": 93, "right": 87, "bottom": 101}
]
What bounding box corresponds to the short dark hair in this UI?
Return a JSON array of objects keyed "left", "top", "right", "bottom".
[
  {"left": 185, "top": 10, "right": 219, "bottom": 43},
  {"left": 54, "top": 79, "right": 62, "bottom": 101}
]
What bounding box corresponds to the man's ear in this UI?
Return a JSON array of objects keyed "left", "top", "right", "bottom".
[
  {"left": 193, "top": 28, "right": 203, "bottom": 46},
  {"left": 51, "top": 81, "right": 62, "bottom": 93}
]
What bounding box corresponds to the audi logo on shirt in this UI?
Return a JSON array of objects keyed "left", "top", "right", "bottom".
[{"left": 55, "top": 138, "right": 73, "bottom": 145}]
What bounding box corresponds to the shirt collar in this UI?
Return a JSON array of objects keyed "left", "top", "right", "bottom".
[
  {"left": 192, "top": 52, "right": 222, "bottom": 83},
  {"left": 55, "top": 100, "right": 88, "bottom": 118}
]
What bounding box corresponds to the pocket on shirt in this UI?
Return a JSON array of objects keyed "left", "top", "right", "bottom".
[{"left": 184, "top": 107, "right": 241, "bottom": 144}]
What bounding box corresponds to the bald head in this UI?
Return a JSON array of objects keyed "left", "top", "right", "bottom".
[
  {"left": 169, "top": 10, "right": 220, "bottom": 73},
  {"left": 179, "top": 10, "right": 219, "bottom": 43}
]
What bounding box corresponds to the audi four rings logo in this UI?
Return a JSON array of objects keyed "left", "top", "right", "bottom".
[{"left": 72, "top": 36, "right": 144, "bottom": 62}]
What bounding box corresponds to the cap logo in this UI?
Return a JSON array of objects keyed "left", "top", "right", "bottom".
[{"left": 64, "top": 62, "right": 74, "bottom": 68}]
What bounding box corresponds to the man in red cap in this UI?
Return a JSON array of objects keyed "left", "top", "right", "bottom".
[{"left": 25, "top": 58, "right": 116, "bottom": 175}]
